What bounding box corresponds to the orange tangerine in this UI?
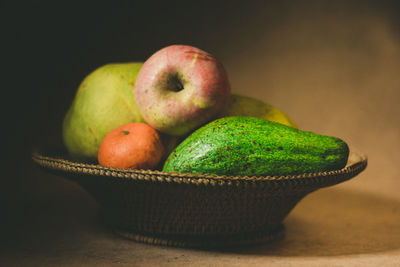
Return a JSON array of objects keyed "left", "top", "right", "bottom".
[{"left": 98, "top": 123, "right": 164, "bottom": 169}]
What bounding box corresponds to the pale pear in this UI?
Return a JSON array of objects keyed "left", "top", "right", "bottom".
[
  {"left": 62, "top": 63, "right": 144, "bottom": 161},
  {"left": 223, "top": 94, "right": 298, "bottom": 128}
]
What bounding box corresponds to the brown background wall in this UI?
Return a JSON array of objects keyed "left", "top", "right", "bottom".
[
  {"left": 2, "top": 1, "right": 399, "bottom": 265},
  {"left": 217, "top": 2, "right": 400, "bottom": 199}
]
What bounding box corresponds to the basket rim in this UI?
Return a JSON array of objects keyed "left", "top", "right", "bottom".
[{"left": 32, "top": 147, "right": 367, "bottom": 185}]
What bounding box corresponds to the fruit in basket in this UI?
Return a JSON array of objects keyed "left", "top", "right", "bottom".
[
  {"left": 63, "top": 63, "right": 144, "bottom": 161},
  {"left": 158, "top": 132, "right": 181, "bottom": 161},
  {"left": 98, "top": 123, "right": 164, "bottom": 169},
  {"left": 223, "top": 94, "right": 298, "bottom": 128},
  {"left": 134, "top": 44, "right": 231, "bottom": 136},
  {"left": 163, "top": 116, "right": 349, "bottom": 176}
]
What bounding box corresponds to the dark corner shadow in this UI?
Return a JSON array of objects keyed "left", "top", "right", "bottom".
[
  {"left": 216, "top": 188, "right": 400, "bottom": 256},
  {"left": 1, "top": 161, "right": 105, "bottom": 255}
]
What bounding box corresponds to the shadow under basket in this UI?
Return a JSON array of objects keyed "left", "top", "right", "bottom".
[{"left": 32, "top": 147, "right": 367, "bottom": 248}]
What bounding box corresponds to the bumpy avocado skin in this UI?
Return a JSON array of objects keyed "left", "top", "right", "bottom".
[{"left": 162, "top": 116, "right": 349, "bottom": 176}]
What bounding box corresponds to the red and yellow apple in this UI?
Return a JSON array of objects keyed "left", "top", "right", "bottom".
[{"left": 134, "top": 45, "right": 231, "bottom": 136}]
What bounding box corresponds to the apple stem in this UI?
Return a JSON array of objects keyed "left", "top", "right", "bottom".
[
  {"left": 168, "top": 74, "right": 184, "bottom": 92},
  {"left": 122, "top": 130, "right": 130, "bottom": 135},
  {"left": 176, "top": 78, "right": 184, "bottom": 91}
]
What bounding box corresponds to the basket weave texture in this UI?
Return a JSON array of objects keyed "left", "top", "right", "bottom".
[{"left": 32, "top": 148, "right": 367, "bottom": 248}]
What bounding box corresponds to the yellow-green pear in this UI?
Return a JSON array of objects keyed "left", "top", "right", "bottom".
[
  {"left": 223, "top": 94, "right": 298, "bottom": 128},
  {"left": 62, "top": 63, "right": 144, "bottom": 161}
]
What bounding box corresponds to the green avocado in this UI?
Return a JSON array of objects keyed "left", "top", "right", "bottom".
[{"left": 162, "top": 116, "right": 349, "bottom": 176}]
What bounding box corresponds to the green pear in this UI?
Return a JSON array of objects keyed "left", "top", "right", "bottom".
[
  {"left": 223, "top": 94, "right": 298, "bottom": 128},
  {"left": 62, "top": 63, "right": 144, "bottom": 161}
]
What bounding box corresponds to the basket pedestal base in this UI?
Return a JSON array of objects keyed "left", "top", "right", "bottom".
[{"left": 113, "top": 224, "right": 285, "bottom": 248}]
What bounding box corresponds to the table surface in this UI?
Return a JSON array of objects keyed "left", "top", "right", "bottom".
[
  {"left": 2, "top": 157, "right": 400, "bottom": 267},
  {"left": 3, "top": 2, "right": 400, "bottom": 266}
]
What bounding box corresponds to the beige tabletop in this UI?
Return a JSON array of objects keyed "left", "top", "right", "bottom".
[
  {"left": 2, "top": 158, "right": 399, "bottom": 266},
  {"left": 2, "top": 2, "right": 400, "bottom": 266}
]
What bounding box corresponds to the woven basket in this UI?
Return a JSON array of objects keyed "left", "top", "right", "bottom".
[{"left": 32, "top": 147, "right": 367, "bottom": 248}]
